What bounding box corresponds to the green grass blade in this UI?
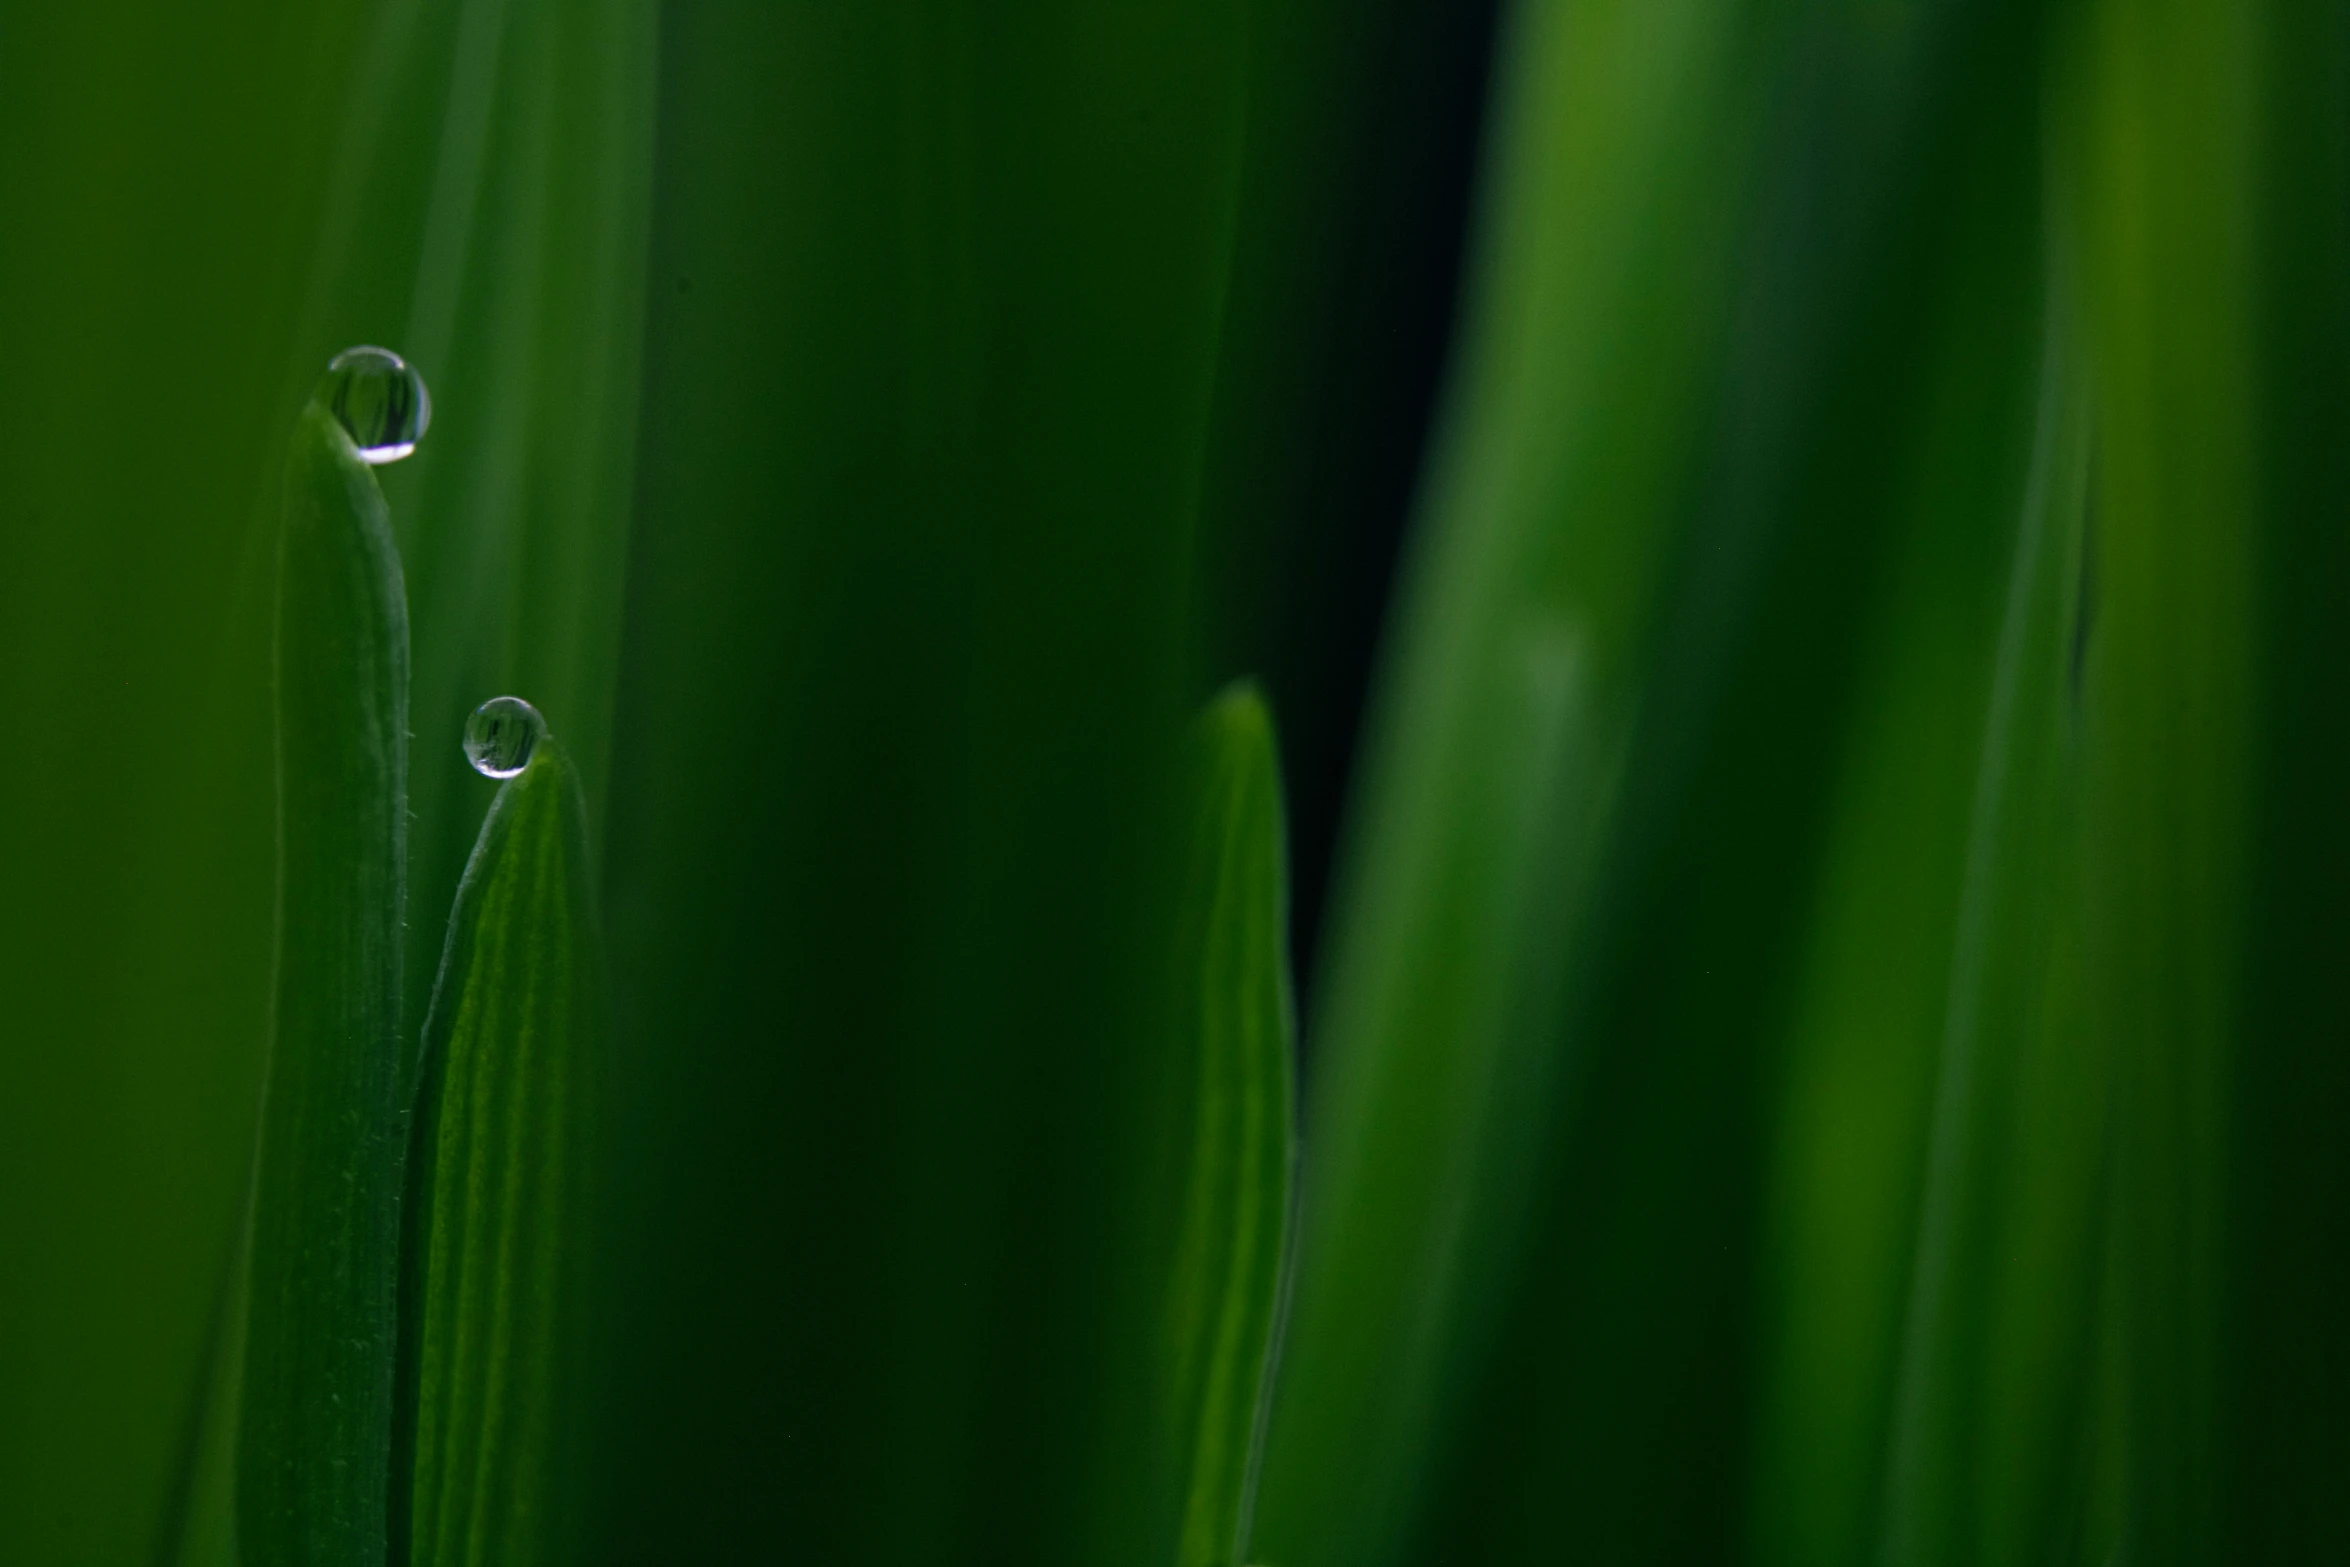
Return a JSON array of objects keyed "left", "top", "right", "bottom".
[
  {"left": 1409, "top": 8, "right": 2056, "bottom": 1553},
  {"left": 395, "top": 728, "right": 607, "bottom": 1567},
  {"left": 2227, "top": 2, "right": 2350, "bottom": 1556},
  {"left": 1251, "top": 3, "right": 1773, "bottom": 1559},
  {"left": 2067, "top": 3, "right": 2257, "bottom": 1560},
  {"left": 1165, "top": 684, "right": 1298, "bottom": 1567},
  {"left": 1185, "top": 0, "right": 1498, "bottom": 945},
  {"left": 276, "top": 0, "right": 658, "bottom": 1036},
  {"left": 1872, "top": 305, "right": 2101, "bottom": 1567},
  {"left": 378, "top": 0, "right": 657, "bottom": 1039},
  {"left": 1747, "top": 247, "right": 2093, "bottom": 1567},
  {"left": 237, "top": 402, "right": 412, "bottom": 1567},
  {"left": 1261, "top": 3, "right": 2057, "bottom": 1562},
  {"left": 151, "top": 1212, "right": 250, "bottom": 1567}
]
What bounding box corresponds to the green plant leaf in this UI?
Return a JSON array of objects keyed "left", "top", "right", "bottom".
[
  {"left": 1747, "top": 239, "right": 2095, "bottom": 1567},
  {"left": 1251, "top": 3, "right": 1775, "bottom": 1558},
  {"left": 300, "top": 0, "right": 659, "bottom": 1037},
  {"left": 249, "top": 0, "right": 658, "bottom": 1040},
  {"left": 395, "top": 728, "right": 608, "bottom": 1567},
  {"left": 153, "top": 1216, "right": 250, "bottom": 1567},
  {"left": 1164, "top": 683, "right": 1298, "bottom": 1567},
  {"left": 237, "top": 401, "right": 412, "bottom": 1567},
  {"left": 1259, "top": 3, "right": 2060, "bottom": 1563},
  {"left": 2068, "top": 3, "right": 2258, "bottom": 1558},
  {"left": 2221, "top": 0, "right": 2350, "bottom": 1556},
  {"left": 1868, "top": 310, "right": 2102, "bottom": 1567},
  {"left": 0, "top": 15, "right": 382, "bottom": 1550}
]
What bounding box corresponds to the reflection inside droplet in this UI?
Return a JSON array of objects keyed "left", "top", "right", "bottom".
[
  {"left": 464, "top": 696, "right": 543, "bottom": 780},
  {"left": 316, "top": 345, "right": 432, "bottom": 464}
]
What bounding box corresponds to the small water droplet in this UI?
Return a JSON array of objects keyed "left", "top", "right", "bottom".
[
  {"left": 464, "top": 696, "right": 543, "bottom": 779},
  {"left": 317, "top": 345, "right": 432, "bottom": 463}
]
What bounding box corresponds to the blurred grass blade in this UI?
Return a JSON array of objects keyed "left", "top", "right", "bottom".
[
  {"left": 238, "top": 403, "right": 412, "bottom": 1566},
  {"left": 1746, "top": 242, "right": 2094, "bottom": 1567},
  {"left": 396, "top": 728, "right": 608, "bottom": 1567},
  {"left": 153, "top": 1214, "right": 251, "bottom": 1567},
  {"left": 1262, "top": 1, "right": 2058, "bottom": 1561},
  {"left": 1165, "top": 684, "right": 1298, "bottom": 1567},
  {"left": 2213, "top": 0, "right": 2350, "bottom": 1556},
  {"left": 384, "top": 0, "right": 657, "bottom": 1040},
  {"left": 2068, "top": 2, "right": 2257, "bottom": 1559},
  {"left": 1252, "top": 3, "right": 1771, "bottom": 1560},
  {"left": 1872, "top": 289, "right": 2100, "bottom": 1567}
]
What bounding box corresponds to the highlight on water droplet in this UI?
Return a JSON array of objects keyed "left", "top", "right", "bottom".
[
  {"left": 464, "top": 696, "right": 544, "bottom": 780},
  {"left": 316, "top": 345, "right": 432, "bottom": 464}
]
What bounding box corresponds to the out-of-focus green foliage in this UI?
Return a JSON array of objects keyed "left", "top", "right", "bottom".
[
  {"left": 0, "top": 13, "right": 367, "bottom": 1561},
  {"left": 1256, "top": 0, "right": 2349, "bottom": 1561},
  {"left": 10, "top": 0, "right": 2350, "bottom": 1563},
  {"left": 1164, "top": 684, "right": 1297, "bottom": 1567},
  {"left": 590, "top": 9, "right": 1254, "bottom": 1561},
  {"left": 1254, "top": 2, "right": 1776, "bottom": 1552},
  {"left": 2068, "top": 7, "right": 2257, "bottom": 1563},
  {"left": 399, "top": 729, "right": 607, "bottom": 1567},
  {"left": 1750, "top": 225, "right": 2093, "bottom": 1567}
]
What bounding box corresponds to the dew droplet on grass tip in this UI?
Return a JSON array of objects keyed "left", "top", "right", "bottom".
[
  {"left": 317, "top": 346, "right": 432, "bottom": 463},
  {"left": 464, "top": 697, "right": 543, "bottom": 779}
]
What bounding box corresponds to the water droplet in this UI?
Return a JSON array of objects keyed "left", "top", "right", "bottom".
[
  {"left": 317, "top": 346, "right": 432, "bottom": 463},
  {"left": 464, "top": 697, "right": 543, "bottom": 780}
]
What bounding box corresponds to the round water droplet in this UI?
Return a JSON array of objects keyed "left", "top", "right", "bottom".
[
  {"left": 317, "top": 345, "right": 432, "bottom": 463},
  {"left": 464, "top": 696, "right": 543, "bottom": 779}
]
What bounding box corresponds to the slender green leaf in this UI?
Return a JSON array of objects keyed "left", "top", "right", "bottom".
[
  {"left": 2069, "top": 3, "right": 2257, "bottom": 1560},
  {"left": 1872, "top": 308, "right": 2103, "bottom": 1567},
  {"left": 1186, "top": 0, "right": 1498, "bottom": 960},
  {"left": 1747, "top": 249, "right": 2094, "bottom": 1567},
  {"left": 282, "top": 0, "right": 659, "bottom": 1036},
  {"left": 2228, "top": 1, "right": 2350, "bottom": 1556},
  {"left": 396, "top": 726, "right": 608, "bottom": 1567},
  {"left": 1253, "top": 4, "right": 1778, "bottom": 1559},
  {"left": 1408, "top": 8, "right": 2058, "bottom": 1554},
  {"left": 1262, "top": 3, "right": 2058, "bottom": 1563},
  {"left": 237, "top": 401, "right": 412, "bottom": 1567},
  {"left": 1165, "top": 683, "right": 1298, "bottom": 1567},
  {"left": 153, "top": 1214, "right": 249, "bottom": 1567}
]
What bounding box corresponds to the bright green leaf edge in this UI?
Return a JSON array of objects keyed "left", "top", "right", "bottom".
[
  {"left": 236, "top": 401, "right": 413, "bottom": 1567},
  {"left": 393, "top": 732, "right": 609, "bottom": 1567},
  {"left": 1165, "top": 682, "right": 1300, "bottom": 1567}
]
